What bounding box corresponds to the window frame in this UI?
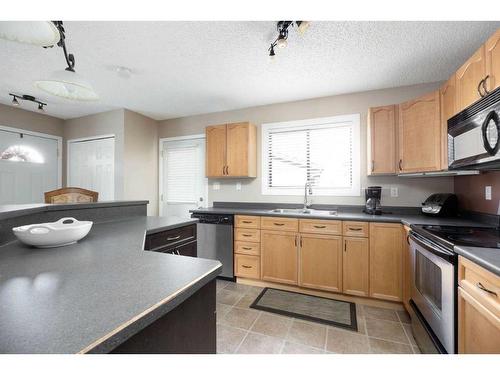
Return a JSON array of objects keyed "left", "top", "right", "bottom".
[{"left": 261, "top": 114, "right": 361, "bottom": 197}]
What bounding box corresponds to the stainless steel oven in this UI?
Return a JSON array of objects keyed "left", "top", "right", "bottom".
[
  {"left": 409, "top": 232, "right": 456, "bottom": 354},
  {"left": 448, "top": 86, "right": 500, "bottom": 170}
]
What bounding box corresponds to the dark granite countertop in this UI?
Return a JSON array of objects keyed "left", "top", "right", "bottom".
[
  {"left": 0, "top": 215, "right": 220, "bottom": 354},
  {"left": 0, "top": 200, "right": 150, "bottom": 220},
  {"left": 455, "top": 246, "right": 500, "bottom": 276}
]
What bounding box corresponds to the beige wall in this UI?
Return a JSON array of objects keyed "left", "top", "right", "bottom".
[
  {"left": 124, "top": 110, "right": 158, "bottom": 215},
  {"left": 158, "top": 82, "right": 455, "bottom": 207},
  {"left": 63, "top": 110, "right": 126, "bottom": 200},
  {"left": 0, "top": 103, "right": 64, "bottom": 136}
]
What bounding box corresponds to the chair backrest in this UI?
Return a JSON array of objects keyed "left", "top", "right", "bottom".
[{"left": 44, "top": 187, "right": 99, "bottom": 204}]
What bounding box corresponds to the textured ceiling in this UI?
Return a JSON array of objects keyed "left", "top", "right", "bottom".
[{"left": 0, "top": 21, "right": 499, "bottom": 120}]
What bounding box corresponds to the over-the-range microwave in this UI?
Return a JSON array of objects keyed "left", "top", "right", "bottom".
[{"left": 448, "top": 86, "right": 500, "bottom": 170}]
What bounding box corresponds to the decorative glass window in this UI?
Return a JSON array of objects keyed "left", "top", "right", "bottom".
[
  {"left": 0, "top": 145, "right": 44, "bottom": 163},
  {"left": 261, "top": 114, "right": 361, "bottom": 196}
]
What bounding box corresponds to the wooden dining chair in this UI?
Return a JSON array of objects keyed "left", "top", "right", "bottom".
[{"left": 44, "top": 187, "right": 99, "bottom": 204}]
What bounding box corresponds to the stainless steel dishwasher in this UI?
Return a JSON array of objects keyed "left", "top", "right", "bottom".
[{"left": 191, "top": 213, "right": 234, "bottom": 280}]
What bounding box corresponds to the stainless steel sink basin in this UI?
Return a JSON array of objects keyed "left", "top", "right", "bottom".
[{"left": 268, "top": 208, "right": 338, "bottom": 216}]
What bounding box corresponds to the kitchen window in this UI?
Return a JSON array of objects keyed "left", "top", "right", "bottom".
[{"left": 261, "top": 114, "right": 360, "bottom": 196}]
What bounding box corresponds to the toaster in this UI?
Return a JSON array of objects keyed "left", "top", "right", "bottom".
[{"left": 421, "top": 193, "right": 458, "bottom": 217}]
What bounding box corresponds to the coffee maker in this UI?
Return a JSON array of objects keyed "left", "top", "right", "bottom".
[{"left": 364, "top": 186, "right": 382, "bottom": 215}]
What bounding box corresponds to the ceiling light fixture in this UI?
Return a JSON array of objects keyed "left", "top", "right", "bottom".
[
  {"left": 0, "top": 21, "right": 60, "bottom": 47},
  {"left": 268, "top": 21, "right": 310, "bottom": 59},
  {"left": 9, "top": 93, "right": 47, "bottom": 112},
  {"left": 34, "top": 21, "right": 98, "bottom": 101}
]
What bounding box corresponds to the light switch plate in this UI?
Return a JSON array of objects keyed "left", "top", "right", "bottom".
[
  {"left": 212, "top": 182, "right": 220, "bottom": 191},
  {"left": 236, "top": 182, "right": 242, "bottom": 191},
  {"left": 485, "top": 186, "right": 492, "bottom": 200},
  {"left": 390, "top": 187, "right": 399, "bottom": 198}
]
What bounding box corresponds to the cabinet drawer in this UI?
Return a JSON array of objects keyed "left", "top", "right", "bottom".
[
  {"left": 235, "top": 228, "right": 260, "bottom": 242},
  {"left": 459, "top": 256, "right": 500, "bottom": 315},
  {"left": 299, "top": 219, "right": 342, "bottom": 235},
  {"left": 145, "top": 224, "right": 197, "bottom": 251},
  {"left": 234, "top": 241, "right": 260, "bottom": 256},
  {"left": 235, "top": 254, "right": 260, "bottom": 279},
  {"left": 343, "top": 221, "right": 369, "bottom": 237},
  {"left": 235, "top": 215, "right": 260, "bottom": 229},
  {"left": 261, "top": 217, "right": 298, "bottom": 232}
]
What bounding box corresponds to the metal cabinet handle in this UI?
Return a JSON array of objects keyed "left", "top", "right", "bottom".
[
  {"left": 294, "top": 235, "right": 298, "bottom": 247},
  {"left": 242, "top": 234, "right": 252, "bottom": 237},
  {"left": 478, "top": 78, "right": 486, "bottom": 97},
  {"left": 299, "top": 236, "right": 303, "bottom": 247},
  {"left": 313, "top": 225, "right": 326, "bottom": 229},
  {"left": 242, "top": 246, "right": 252, "bottom": 250},
  {"left": 399, "top": 159, "right": 403, "bottom": 171},
  {"left": 273, "top": 222, "right": 285, "bottom": 226},
  {"left": 348, "top": 227, "right": 362, "bottom": 231},
  {"left": 344, "top": 242, "right": 347, "bottom": 252},
  {"left": 242, "top": 220, "right": 252, "bottom": 224},
  {"left": 167, "top": 235, "right": 181, "bottom": 241},
  {"left": 406, "top": 235, "right": 410, "bottom": 245},
  {"left": 176, "top": 250, "right": 181, "bottom": 255},
  {"left": 482, "top": 75, "right": 490, "bottom": 96},
  {"left": 477, "top": 282, "right": 497, "bottom": 296},
  {"left": 241, "top": 265, "right": 252, "bottom": 269}
]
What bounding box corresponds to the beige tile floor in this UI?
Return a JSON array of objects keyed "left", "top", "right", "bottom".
[{"left": 216, "top": 279, "right": 420, "bottom": 354}]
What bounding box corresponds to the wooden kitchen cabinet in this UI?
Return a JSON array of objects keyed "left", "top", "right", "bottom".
[
  {"left": 369, "top": 222, "right": 403, "bottom": 302},
  {"left": 261, "top": 230, "right": 298, "bottom": 285},
  {"left": 205, "top": 122, "right": 256, "bottom": 178},
  {"left": 402, "top": 225, "right": 412, "bottom": 312},
  {"left": 342, "top": 237, "right": 369, "bottom": 297},
  {"left": 456, "top": 46, "right": 486, "bottom": 112},
  {"left": 367, "top": 105, "right": 397, "bottom": 175},
  {"left": 485, "top": 28, "right": 500, "bottom": 93},
  {"left": 398, "top": 90, "right": 442, "bottom": 173},
  {"left": 299, "top": 233, "right": 343, "bottom": 293},
  {"left": 439, "top": 76, "right": 457, "bottom": 169}
]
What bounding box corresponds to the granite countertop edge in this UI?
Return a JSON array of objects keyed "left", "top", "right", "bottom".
[{"left": 454, "top": 246, "right": 500, "bottom": 276}]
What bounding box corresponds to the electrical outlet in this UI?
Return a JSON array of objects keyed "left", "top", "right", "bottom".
[
  {"left": 236, "top": 182, "right": 242, "bottom": 191},
  {"left": 485, "top": 186, "right": 492, "bottom": 200},
  {"left": 390, "top": 187, "right": 399, "bottom": 198},
  {"left": 212, "top": 182, "right": 220, "bottom": 191}
]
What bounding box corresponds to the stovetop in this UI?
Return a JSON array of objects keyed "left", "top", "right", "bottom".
[{"left": 411, "top": 225, "right": 500, "bottom": 250}]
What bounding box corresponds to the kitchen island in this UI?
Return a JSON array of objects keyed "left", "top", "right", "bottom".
[{"left": 0, "top": 202, "right": 221, "bottom": 354}]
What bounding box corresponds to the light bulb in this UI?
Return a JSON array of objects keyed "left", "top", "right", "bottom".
[
  {"left": 277, "top": 37, "right": 287, "bottom": 49},
  {"left": 38, "top": 103, "right": 44, "bottom": 111},
  {"left": 12, "top": 96, "right": 19, "bottom": 106},
  {"left": 297, "top": 21, "right": 310, "bottom": 34}
]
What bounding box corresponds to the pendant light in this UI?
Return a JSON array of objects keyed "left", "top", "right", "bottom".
[
  {"left": 34, "top": 21, "right": 98, "bottom": 101},
  {"left": 0, "top": 21, "right": 60, "bottom": 47}
]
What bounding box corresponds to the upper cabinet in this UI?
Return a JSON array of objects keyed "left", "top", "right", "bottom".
[
  {"left": 205, "top": 122, "right": 257, "bottom": 178},
  {"left": 398, "top": 90, "right": 442, "bottom": 173},
  {"left": 485, "top": 28, "right": 500, "bottom": 93},
  {"left": 367, "top": 105, "right": 397, "bottom": 175},
  {"left": 439, "top": 75, "right": 457, "bottom": 169},
  {"left": 456, "top": 46, "right": 486, "bottom": 112}
]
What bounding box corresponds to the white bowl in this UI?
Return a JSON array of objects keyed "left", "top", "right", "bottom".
[{"left": 13, "top": 217, "right": 93, "bottom": 248}]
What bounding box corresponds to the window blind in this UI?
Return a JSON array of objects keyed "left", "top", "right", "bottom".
[
  {"left": 165, "top": 145, "right": 200, "bottom": 203},
  {"left": 262, "top": 115, "right": 360, "bottom": 196}
]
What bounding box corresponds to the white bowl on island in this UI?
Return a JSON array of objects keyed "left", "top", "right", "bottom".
[{"left": 12, "top": 217, "right": 93, "bottom": 248}]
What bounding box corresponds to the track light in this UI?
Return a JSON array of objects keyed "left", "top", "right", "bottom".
[
  {"left": 267, "top": 21, "right": 310, "bottom": 58},
  {"left": 9, "top": 93, "right": 47, "bottom": 112},
  {"left": 269, "top": 44, "right": 276, "bottom": 60}
]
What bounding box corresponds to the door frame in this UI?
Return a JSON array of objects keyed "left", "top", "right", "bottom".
[
  {"left": 158, "top": 134, "right": 207, "bottom": 216},
  {"left": 66, "top": 134, "right": 115, "bottom": 195},
  {"left": 0, "top": 124, "right": 63, "bottom": 188}
]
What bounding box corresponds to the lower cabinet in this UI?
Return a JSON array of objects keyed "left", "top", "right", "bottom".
[
  {"left": 369, "top": 223, "right": 403, "bottom": 302},
  {"left": 235, "top": 254, "right": 261, "bottom": 279},
  {"left": 261, "top": 230, "right": 298, "bottom": 285},
  {"left": 299, "top": 233, "right": 343, "bottom": 293},
  {"left": 342, "top": 237, "right": 369, "bottom": 297}
]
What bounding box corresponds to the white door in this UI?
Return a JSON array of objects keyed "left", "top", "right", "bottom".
[
  {"left": 68, "top": 137, "right": 115, "bottom": 201},
  {"left": 0, "top": 129, "right": 59, "bottom": 204},
  {"left": 161, "top": 137, "right": 207, "bottom": 218}
]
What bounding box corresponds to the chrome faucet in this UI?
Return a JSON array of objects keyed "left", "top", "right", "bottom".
[{"left": 303, "top": 182, "right": 313, "bottom": 209}]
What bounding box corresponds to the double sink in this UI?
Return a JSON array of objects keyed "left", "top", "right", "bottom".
[{"left": 268, "top": 208, "right": 338, "bottom": 216}]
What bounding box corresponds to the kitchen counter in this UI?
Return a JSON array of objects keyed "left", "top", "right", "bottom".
[
  {"left": 0, "top": 215, "right": 221, "bottom": 354},
  {"left": 454, "top": 245, "right": 500, "bottom": 276}
]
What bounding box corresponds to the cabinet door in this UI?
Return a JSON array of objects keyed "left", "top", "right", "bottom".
[
  {"left": 342, "top": 237, "right": 369, "bottom": 297},
  {"left": 458, "top": 287, "right": 500, "bottom": 354},
  {"left": 226, "top": 122, "right": 257, "bottom": 177},
  {"left": 402, "top": 226, "right": 411, "bottom": 312},
  {"left": 368, "top": 105, "right": 397, "bottom": 175},
  {"left": 485, "top": 28, "right": 500, "bottom": 93},
  {"left": 456, "top": 46, "right": 486, "bottom": 112},
  {"left": 299, "top": 233, "right": 342, "bottom": 293},
  {"left": 440, "top": 76, "right": 456, "bottom": 169},
  {"left": 205, "top": 124, "right": 226, "bottom": 177},
  {"left": 369, "top": 223, "right": 403, "bottom": 302},
  {"left": 398, "top": 91, "right": 442, "bottom": 173},
  {"left": 261, "top": 230, "right": 298, "bottom": 285}
]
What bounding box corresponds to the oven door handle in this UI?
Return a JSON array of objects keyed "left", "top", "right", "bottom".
[{"left": 409, "top": 232, "right": 455, "bottom": 263}]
